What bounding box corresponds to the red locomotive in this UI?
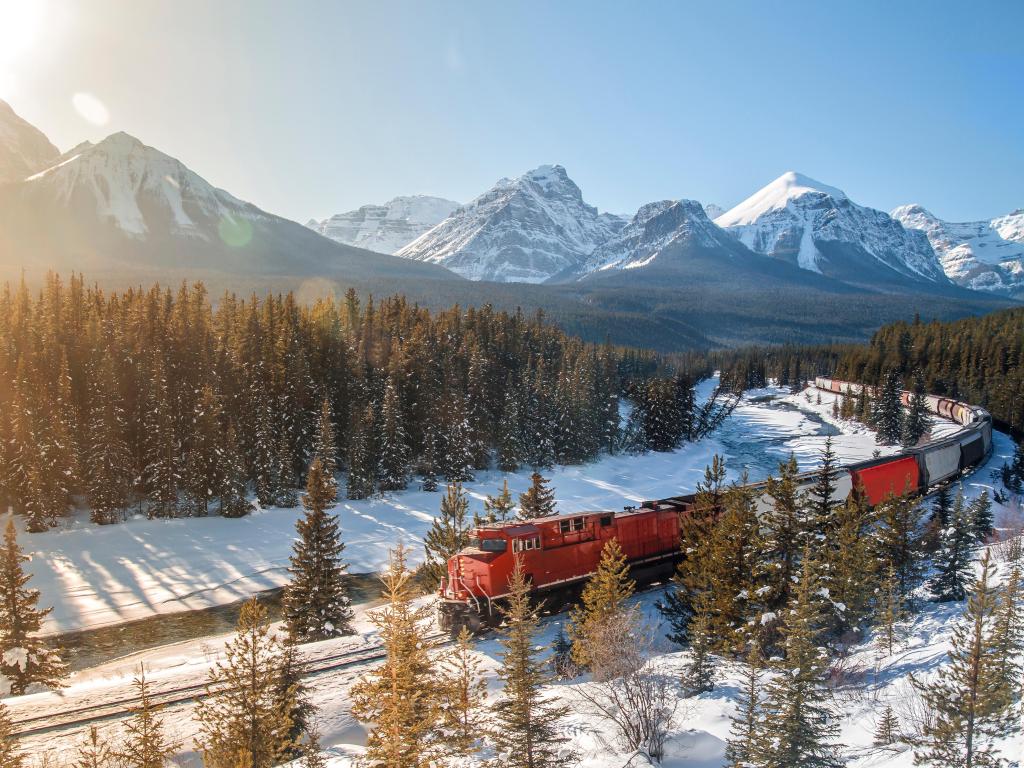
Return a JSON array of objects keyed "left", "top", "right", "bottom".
[{"left": 437, "top": 378, "right": 993, "bottom": 634}]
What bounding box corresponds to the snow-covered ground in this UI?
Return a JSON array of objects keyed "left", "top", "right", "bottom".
[
  {"left": 12, "top": 381, "right": 903, "bottom": 636},
  {"left": 9, "top": 385, "right": 1020, "bottom": 766}
]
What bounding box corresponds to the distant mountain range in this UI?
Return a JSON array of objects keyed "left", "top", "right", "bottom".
[{"left": 0, "top": 98, "right": 1015, "bottom": 351}]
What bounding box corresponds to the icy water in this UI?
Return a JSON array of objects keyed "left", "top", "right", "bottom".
[{"left": 53, "top": 573, "right": 382, "bottom": 672}]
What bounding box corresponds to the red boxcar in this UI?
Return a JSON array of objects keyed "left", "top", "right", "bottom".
[
  {"left": 849, "top": 455, "right": 920, "bottom": 505},
  {"left": 439, "top": 506, "right": 680, "bottom": 632}
]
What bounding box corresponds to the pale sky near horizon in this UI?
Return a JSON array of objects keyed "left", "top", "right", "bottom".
[{"left": 2, "top": 0, "right": 1022, "bottom": 224}]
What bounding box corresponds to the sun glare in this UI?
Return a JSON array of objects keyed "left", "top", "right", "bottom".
[
  {"left": 72, "top": 92, "right": 110, "bottom": 125},
  {"left": 0, "top": 0, "right": 47, "bottom": 98}
]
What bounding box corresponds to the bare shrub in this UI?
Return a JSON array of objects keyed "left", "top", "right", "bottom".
[{"left": 571, "top": 607, "right": 681, "bottom": 762}]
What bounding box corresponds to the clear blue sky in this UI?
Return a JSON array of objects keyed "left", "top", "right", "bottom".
[{"left": 5, "top": 0, "right": 1022, "bottom": 222}]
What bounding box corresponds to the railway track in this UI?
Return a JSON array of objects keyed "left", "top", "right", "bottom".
[{"left": 10, "top": 634, "right": 445, "bottom": 739}]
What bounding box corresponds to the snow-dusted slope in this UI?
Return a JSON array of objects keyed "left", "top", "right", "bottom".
[
  {"left": 308, "top": 195, "right": 460, "bottom": 254},
  {"left": 574, "top": 199, "right": 745, "bottom": 275},
  {"left": 396, "top": 164, "right": 627, "bottom": 283},
  {"left": 716, "top": 172, "right": 948, "bottom": 286},
  {"left": 0, "top": 130, "right": 457, "bottom": 284},
  {"left": 892, "top": 203, "right": 1024, "bottom": 295},
  {"left": 22, "top": 131, "right": 262, "bottom": 239},
  {"left": 0, "top": 99, "right": 60, "bottom": 184}
]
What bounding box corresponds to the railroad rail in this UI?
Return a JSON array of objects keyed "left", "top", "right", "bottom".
[{"left": 10, "top": 634, "right": 445, "bottom": 739}]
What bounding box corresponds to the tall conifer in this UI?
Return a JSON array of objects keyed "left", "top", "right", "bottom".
[{"left": 518, "top": 472, "right": 557, "bottom": 519}]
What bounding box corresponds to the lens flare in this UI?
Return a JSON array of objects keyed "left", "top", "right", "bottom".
[
  {"left": 218, "top": 214, "right": 253, "bottom": 248},
  {"left": 72, "top": 92, "right": 110, "bottom": 125}
]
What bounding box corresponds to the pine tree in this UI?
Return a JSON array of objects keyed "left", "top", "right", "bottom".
[
  {"left": 73, "top": 725, "right": 115, "bottom": 768},
  {"left": 218, "top": 425, "right": 251, "bottom": 518},
  {"left": 902, "top": 370, "right": 931, "bottom": 447},
  {"left": 346, "top": 403, "right": 375, "bottom": 500},
  {"left": 437, "top": 625, "right": 488, "bottom": 757},
  {"left": 929, "top": 489, "right": 975, "bottom": 602},
  {"left": 350, "top": 544, "right": 441, "bottom": 768},
  {"left": 681, "top": 585, "right": 716, "bottom": 695},
  {"left": 826, "top": 493, "right": 878, "bottom": 644},
  {"left": 377, "top": 379, "right": 410, "bottom": 492},
  {"left": 987, "top": 564, "right": 1023, "bottom": 718},
  {"left": 310, "top": 397, "right": 338, "bottom": 500},
  {"left": 550, "top": 626, "right": 575, "bottom": 679},
  {"left": 483, "top": 478, "right": 516, "bottom": 523},
  {"left": 914, "top": 550, "right": 1010, "bottom": 768},
  {"left": 568, "top": 538, "right": 635, "bottom": 670},
  {"left": 195, "top": 598, "right": 297, "bottom": 768},
  {"left": 274, "top": 432, "right": 299, "bottom": 508},
  {"left": 277, "top": 638, "right": 314, "bottom": 762},
  {"left": 423, "top": 483, "right": 470, "bottom": 587},
  {"left": 0, "top": 518, "right": 66, "bottom": 694},
  {"left": 723, "top": 640, "right": 764, "bottom": 768},
  {"left": 493, "top": 556, "right": 569, "bottom": 768},
  {"left": 970, "top": 490, "right": 994, "bottom": 542},
  {"left": 284, "top": 459, "right": 353, "bottom": 641},
  {"left": 807, "top": 438, "right": 841, "bottom": 539},
  {"left": 142, "top": 357, "right": 178, "bottom": 519},
  {"left": 874, "top": 491, "right": 924, "bottom": 601},
  {"left": 86, "top": 354, "right": 131, "bottom": 525},
  {"left": 0, "top": 701, "right": 24, "bottom": 768},
  {"left": 872, "top": 705, "right": 901, "bottom": 747},
  {"left": 182, "top": 384, "right": 223, "bottom": 517},
  {"left": 119, "top": 667, "right": 178, "bottom": 768},
  {"left": 873, "top": 370, "right": 904, "bottom": 446},
  {"left": 759, "top": 549, "right": 843, "bottom": 768},
  {"left": 924, "top": 485, "right": 953, "bottom": 554},
  {"left": 518, "top": 472, "right": 557, "bottom": 519},
  {"left": 875, "top": 564, "right": 904, "bottom": 656},
  {"left": 302, "top": 723, "right": 328, "bottom": 768}
]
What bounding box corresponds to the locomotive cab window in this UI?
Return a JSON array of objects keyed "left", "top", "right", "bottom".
[
  {"left": 512, "top": 536, "right": 541, "bottom": 552},
  {"left": 469, "top": 537, "right": 507, "bottom": 552},
  {"left": 600, "top": 515, "right": 613, "bottom": 527},
  {"left": 559, "top": 517, "right": 586, "bottom": 533}
]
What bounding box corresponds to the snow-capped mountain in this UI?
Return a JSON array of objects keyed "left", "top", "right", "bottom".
[
  {"left": 571, "top": 199, "right": 750, "bottom": 276},
  {"left": 715, "top": 172, "right": 949, "bottom": 287},
  {"left": 396, "top": 164, "right": 627, "bottom": 283},
  {"left": 891, "top": 204, "right": 1024, "bottom": 296},
  {"left": 702, "top": 202, "right": 725, "bottom": 220},
  {"left": 0, "top": 99, "right": 60, "bottom": 184},
  {"left": 0, "top": 128, "right": 456, "bottom": 285},
  {"left": 308, "top": 195, "right": 461, "bottom": 254}
]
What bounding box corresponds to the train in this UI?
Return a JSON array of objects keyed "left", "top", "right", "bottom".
[{"left": 437, "top": 378, "right": 993, "bottom": 634}]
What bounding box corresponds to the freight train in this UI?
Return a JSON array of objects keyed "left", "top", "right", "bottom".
[{"left": 437, "top": 378, "right": 993, "bottom": 633}]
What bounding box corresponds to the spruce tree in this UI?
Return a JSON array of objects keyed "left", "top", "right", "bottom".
[
  {"left": 143, "top": 357, "right": 178, "bottom": 519},
  {"left": 483, "top": 478, "right": 516, "bottom": 523},
  {"left": 924, "top": 485, "right": 953, "bottom": 555},
  {"left": 346, "top": 403, "right": 375, "bottom": 500},
  {"left": 872, "top": 705, "right": 901, "bottom": 747},
  {"left": 277, "top": 638, "right": 314, "bottom": 762},
  {"left": 724, "top": 640, "right": 764, "bottom": 768},
  {"left": 550, "top": 626, "right": 575, "bottom": 679},
  {"left": 182, "top": 384, "right": 222, "bottom": 517},
  {"left": 807, "top": 438, "right": 841, "bottom": 539},
  {"left": 218, "top": 425, "right": 251, "bottom": 518},
  {"left": 875, "top": 564, "right": 904, "bottom": 656},
  {"left": 987, "top": 564, "right": 1023, "bottom": 718},
  {"left": 0, "top": 701, "right": 24, "bottom": 768},
  {"left": 826, "top": 494, "right": 877, "bottom": 644},
  {"left": 302, "top": 724, "right": 328, "bottom": 768},
  {"left": 759, "top": 549, "right": 843, "bottom": 768},
  {"left": 74, "top": 725, "right": 115, "bottom": 768},
  {"left": 423, "top": 483, "right": 470, "bottom": 587},
  {"left": 195, "top": 598, "right": 297, "bottom": 768},
  {"left": 437, "top": 625, "right": 488, "bottom": 758},
  {"left": 568, "top": 538, "right": 635, "bottom": 670},
  {"left": 0, "top": 518, "right": 66, "bottom": 694},
  {"left": 902, "top": 370, "right": 931, "bottom": 447},
  {"left": 310, "top": 397, "right": 338, "bottom": 500},
  {"left": 929, "top": 488, "right": 975, "bottom": 602},
  {"left": 493, "top": 556, "right": 569, "bottom": 768},
  {"left": 873, "top": 369, "right": 904, "bottom": 446},
  {"left": 86, "top": 354, "right": 131, "bottom": 525},
  {"left": 377, "top": 379, "right": 410, "bottom": 492},
  {"left": 518, "top": 472, "right": 557, "bottom": 519},
  {"left": 970, "top": 490, "right": 994, "bottom": 542},
  {"left": 274, "top": 432, "right": 299, "bottom": 508},
  {"left": 681, "top": 585, "right": 716, "bottom": 695},
  {"left": 118, "top": 667, "right": 178, "bottom": 768},
  {"left": 284, "top": 459, "right": 353, "bottom": 641},
  {"left": 873, "top": 492, "right": 924, "bottom": 601},
  {"left": 914, "top": 550, "right": 1009, "bottom": 768},
  {"left": 350, "top": 544, "right": 442, "bottom": 768}
]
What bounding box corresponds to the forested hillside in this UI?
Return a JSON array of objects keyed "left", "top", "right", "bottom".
[
  {"left": 0, "top": 273, "right": 712, "bottom": 533},
  {"left": 713, "top": 307, "right": 1024, "bottom": 434}
]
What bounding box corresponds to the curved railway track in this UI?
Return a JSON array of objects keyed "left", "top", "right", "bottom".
[{"left": 10, "top": 634, "right": 446, "bottom": 739}]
